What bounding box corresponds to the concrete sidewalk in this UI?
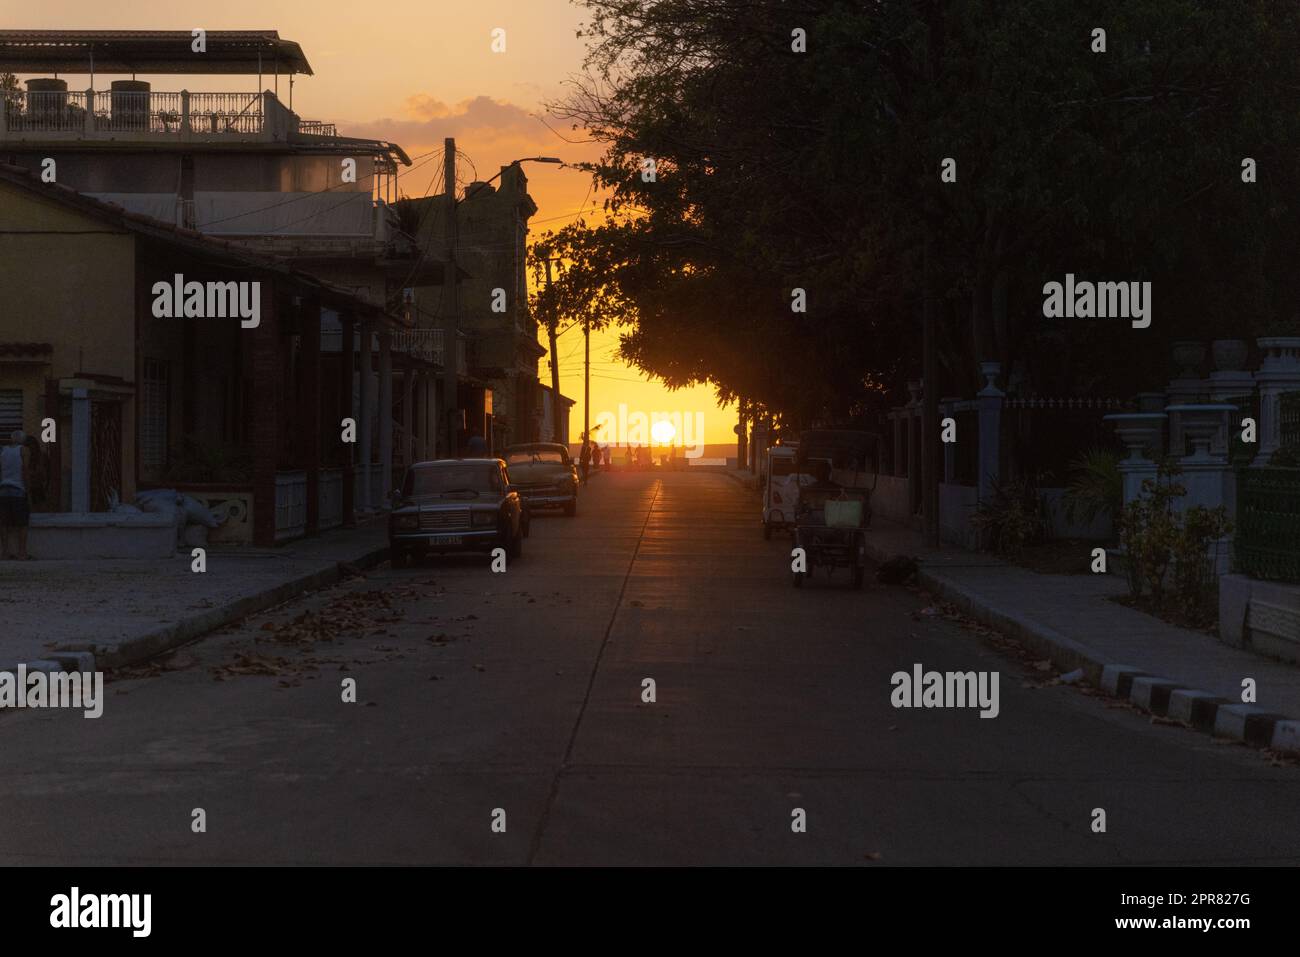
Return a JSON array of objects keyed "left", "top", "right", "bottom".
[
  {"left": 1, "top": 520, "right": 389, "bottom": 672},
  {"left": 721, "top": 467, "right": 1300, "bottom": 752}
]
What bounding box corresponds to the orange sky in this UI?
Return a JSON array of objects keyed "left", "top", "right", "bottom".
[{"left": 17, "top": 0, "right": 738, "bottom": 446}]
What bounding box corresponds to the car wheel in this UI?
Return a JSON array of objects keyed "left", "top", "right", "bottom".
[
  {"left": 391, "top": 548, "right": 407, "bottom": 569},
  {"left": 564, "top": 498, "right": 577, "bottom": 517},
  {"left": 852, "top": 564, "right": 865, "bottom": 589},
  {"left": 507, "top": 526, "right": 523, "bottom": 560}
]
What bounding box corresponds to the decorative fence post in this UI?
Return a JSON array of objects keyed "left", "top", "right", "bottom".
[
  {"left": 976, "top": 362, "right": 1003, "bottom": 502},
  {"left": 1254, "top": 337, "right": 1300, "bottom": 466}
]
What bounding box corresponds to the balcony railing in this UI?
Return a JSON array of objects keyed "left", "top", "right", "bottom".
[
  {"left": 0, "top": 89, "right": 334, "bottom": 141},
  {"left": 298, "top": 120, "right": 338, "bottom": 137},
  {"left": 392, "top": 328, "right": 444, "bottom": 366}
]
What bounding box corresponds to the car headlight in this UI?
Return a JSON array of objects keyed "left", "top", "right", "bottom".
[
  {"left": 395, "top": 514, "right": 418, "bottom": 530},
  {"left": 472, "top": 511, "right": 498, "bottom": 527}
]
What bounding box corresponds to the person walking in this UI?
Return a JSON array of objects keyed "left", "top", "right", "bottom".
[
  {"left": 579, "top": 434, "right": 591, "bottom": 486},
  {"left": 0, "top": 430, "right": 32, "bottom": 560}
]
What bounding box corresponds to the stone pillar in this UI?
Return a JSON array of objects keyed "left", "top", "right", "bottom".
[
  {"left": 379, "top": 330, "right": 393, "bottom": 506},
  {"left": 70, "top": 388, "right": 91, "bottom": 512},
  {"left": 1105, "top": 413, "right": 1167, "bottom": 506},
  {"left": 358, "top": 324, "right": 373, "bottom": 511},
  {"left": 1254, "top": 337, "right": 1300, "bottom": 466},
  {"left": 976, "top": 362, "right": 1004, "bottom": 503}
]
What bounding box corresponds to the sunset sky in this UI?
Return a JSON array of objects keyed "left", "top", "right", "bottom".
[{"left": 19, "top": 1, "right": 737, "bottom": 446}]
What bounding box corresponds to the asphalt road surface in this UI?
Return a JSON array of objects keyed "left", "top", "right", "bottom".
[{"left": 2, "top": 470, "right": 1297, "bottom": 865}]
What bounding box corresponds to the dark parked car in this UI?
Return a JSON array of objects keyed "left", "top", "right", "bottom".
[
  {"left": 503, "top": 442, "right": 579, "bottom": 516},
  {"left": 388, "top": 458, "right": 527, "bottom": 567}
]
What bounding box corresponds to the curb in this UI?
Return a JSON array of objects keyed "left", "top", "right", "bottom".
[
  {"left": 4, "top": 544, "right": 390, "bottom": 677},
  {"left": 862, "top": 537, "right": 1299, "bottom": 755}
]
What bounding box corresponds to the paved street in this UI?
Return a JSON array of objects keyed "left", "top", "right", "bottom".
[{"left": 2, "top": 470, "right": 1297, "bottom": 865}]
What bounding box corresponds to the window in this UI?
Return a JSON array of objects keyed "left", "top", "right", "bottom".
[
  {"left": 0, "top": 389, "right": 22, "bottom": 436},
  {"left": 141, "top": 359, "right": 169, "bottom": 468}
]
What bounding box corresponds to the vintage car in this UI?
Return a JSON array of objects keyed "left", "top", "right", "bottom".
[
  {"left": 503, "top": 442, "right": 579, "bottom": 516},
  {"left": 388, "top": 458, "right": 527, "bottom": 567}
]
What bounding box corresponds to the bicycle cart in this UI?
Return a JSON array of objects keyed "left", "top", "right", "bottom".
[{"left": 789, "top": 430, "right": 879, "bottom": 589}]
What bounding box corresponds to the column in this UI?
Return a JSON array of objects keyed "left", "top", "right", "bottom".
[
  {"left": 403, "top": 368, "right": 415, "bottom": 471},
  {"left": 378, "top": 330, "right": 393, "bottom": 506},
  {"left": 301, "top": 297, "right": 322, "bottom": 535},
  {"left": 1254, "top": 337, "right": 1300, "bottom": 466},
  {"left": 339, "top": 311, "right": 356, "bottom": 526},
  {"left": 251, "top": 287, "right": 279, "bottom": 545},
  {"left": 358, "top": 323, "right": 373, "bottom": 511}
]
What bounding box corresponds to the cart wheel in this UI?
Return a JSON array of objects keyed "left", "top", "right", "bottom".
[
  {"left": 792, "top": 569, "right": 805, "bottom": 589},
  {"left": 763, "top": 521, "right": 772, "bottom": 540}
]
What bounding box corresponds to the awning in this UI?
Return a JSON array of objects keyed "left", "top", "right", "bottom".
[{"left": 0, "top": 30, "right": 313, "bottom": 75}]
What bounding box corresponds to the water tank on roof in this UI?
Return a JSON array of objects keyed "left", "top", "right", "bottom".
[
  {"left": 25, "top": 78, "right": 68, "bottom": 123},
  {"left": 110, "top": 80, "right": 151, "bottom": 129},
  {"left": 465, "top": 181, "right": 496, "bottom": 199}
]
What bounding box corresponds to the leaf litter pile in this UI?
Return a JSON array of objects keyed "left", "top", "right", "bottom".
[{"left": 210, "top": 580, "right": 451, "bottom": 687}]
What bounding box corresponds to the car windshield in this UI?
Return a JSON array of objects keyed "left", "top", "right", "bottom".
[
  {"left": 404, "top": 465, "right": 499, "bottom": 498},
  {"left": 506, "top": 450, "right": 565, "bottom": 466}
]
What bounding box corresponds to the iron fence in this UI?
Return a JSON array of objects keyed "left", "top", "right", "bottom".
[{"left": 1235, "top": 466, "right": 1300, "bottom": 583}]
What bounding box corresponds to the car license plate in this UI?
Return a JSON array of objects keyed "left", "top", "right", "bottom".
[{"left": 429, "top": 535, "right": 462, "bottom": 545}]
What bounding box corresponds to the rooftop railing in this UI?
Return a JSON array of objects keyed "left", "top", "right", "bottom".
[{"left": 0, "top": 88, "right": 336, "bottom": 140}]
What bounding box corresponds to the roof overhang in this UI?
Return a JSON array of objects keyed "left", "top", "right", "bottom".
[{"left": 0, "top": 30, "right": 313, "bottom": 75}]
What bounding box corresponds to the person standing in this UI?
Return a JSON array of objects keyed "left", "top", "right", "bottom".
[{"left": 0, "top": 430, "right": 32, "bottom": 560}]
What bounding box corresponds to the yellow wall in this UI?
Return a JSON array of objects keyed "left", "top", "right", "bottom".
[{"left": 0, "top": 182, "right": 138, "bottom": 501}]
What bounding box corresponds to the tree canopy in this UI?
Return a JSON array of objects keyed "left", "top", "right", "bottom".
[{"left": 533, "top": 0, "right": 1300, "bottom": 427}]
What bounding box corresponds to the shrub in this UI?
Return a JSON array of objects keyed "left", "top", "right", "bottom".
[
  {"left": 1117, "top": 461, "right": 1232, "bottom": 616},
  {"left": 971, "top": 475, "right": 1053, "bottom": 558},
  {"left": 1062, "top": 447, "right": 1122, "bottom": 530}
]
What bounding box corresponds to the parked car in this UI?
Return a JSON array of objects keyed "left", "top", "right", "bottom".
[
  {"left": 388, "top": 458, "right": 527, "bottom": 567},
  {"left": 503, "top": 442, "right": 579, "bottom": 516}
]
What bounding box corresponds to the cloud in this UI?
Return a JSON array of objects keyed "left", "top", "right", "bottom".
[{"left": 344, "top": 95, "right": 544, "bottom": 143}]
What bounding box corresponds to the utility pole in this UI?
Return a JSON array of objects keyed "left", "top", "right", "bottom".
[
  {"left": 544, "top": 258, "right": 563, "bottom": 444},
  {"left": 442, "top": 137, "right": 459, "bottom": 457},
  {"left": 921, "top": 13, "right": 941, "bottom": 546}
]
